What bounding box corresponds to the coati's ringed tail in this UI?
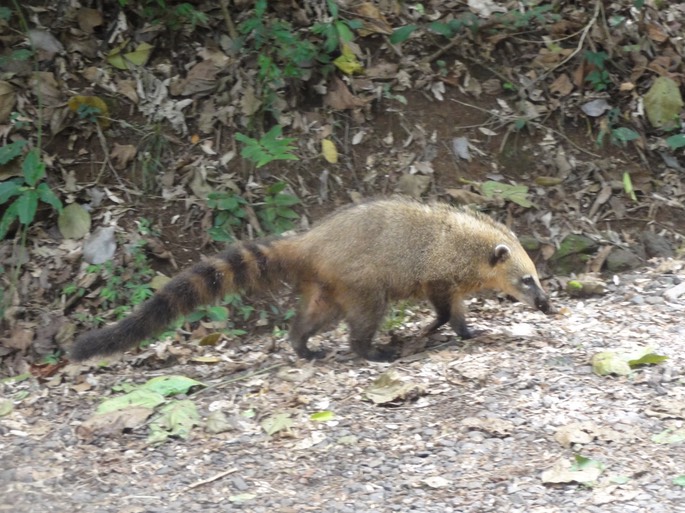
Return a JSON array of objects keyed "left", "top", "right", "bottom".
[{"left": 70, "top": 198, "right": 552, "bottom": 363}]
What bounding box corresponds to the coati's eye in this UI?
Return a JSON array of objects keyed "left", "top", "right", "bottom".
[{"left": 521, "top": 275, "right": 535, "bottom": 287}]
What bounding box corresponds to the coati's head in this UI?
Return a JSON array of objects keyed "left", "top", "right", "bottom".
[{"left": 487, "top": 243, "right": 551, "bottom": 314}]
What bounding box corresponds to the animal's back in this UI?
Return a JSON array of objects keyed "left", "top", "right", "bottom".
[{"left": 297, "top": 198, "right": 518, "bottom": 296}]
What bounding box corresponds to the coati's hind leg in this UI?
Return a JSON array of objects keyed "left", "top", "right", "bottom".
[
  {"left": 289, "top": 282, "right": 341, "bottom": 360},
  {"left": 342, "top": 290, "right": 395, "bottom": 362}
]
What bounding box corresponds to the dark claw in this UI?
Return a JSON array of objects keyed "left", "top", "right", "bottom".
[
  {"left": 364, "top": 346, "right": 399, "bottom": 362},
  {"left": 297, "top": 348, "right": 328, "bottom": 360}
]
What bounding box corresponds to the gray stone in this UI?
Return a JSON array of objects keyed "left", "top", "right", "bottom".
[
  {"left": 640, "top": 231, "right": 674, "bottom": 258},
  {"left": 606, "top": 248, "right": 642, "bottom": 272}
]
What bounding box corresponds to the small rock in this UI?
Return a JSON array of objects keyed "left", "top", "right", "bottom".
[
  {"left": 549, "top": 234, "right": 598, "bottom": 275},
  {"left": 663, "top": 282, "right": 685, "bottom": 302},
  {"left": 231, "top": 476, "right": 249, "bottom": 491},
  {"left": 605, "top": 248, "right": 642, "bottom": 272},
  {"left": 640, "top": 231, "right": 674, "bottom": 258},
  {"left": 630, "top": 295, "right": 645, "bottom": 305}
]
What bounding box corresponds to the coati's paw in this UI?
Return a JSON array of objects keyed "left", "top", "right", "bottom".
[
  {"left": 297, "top": 348, "right": 328, "bottom": 360},
  {"left": 364, "top": 346, "right": 400, "bottom": 362}
]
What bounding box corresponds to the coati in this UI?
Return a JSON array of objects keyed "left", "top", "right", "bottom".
[{"left": 70, "top": 198, "right": 551, "bottom": 363}]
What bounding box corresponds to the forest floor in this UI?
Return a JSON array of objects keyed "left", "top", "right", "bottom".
[{"left": 2, "top": 1, "right": 685, "bottom": 512}]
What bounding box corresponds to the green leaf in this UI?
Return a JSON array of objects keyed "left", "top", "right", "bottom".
[
  {"left": 309, "top": 410, "right": 335, "bottom": 422},
  {"left": 261, "top": 413, "right": 293, "bottom": 435},
  {"left": 0, "top": 398, "right": 13, "bottom": 417},
  {"left": 273, "top": 194, "right": 300, "bottom": 207},
  {"left": 141, "top": 375, "right": 206, "bottom": 397},
  {"left": 644, "top": 76, "right": 684, "bottom": 130},
  {"left": 652, "top": 428, "right": 685, "bottom": 445},
  {"left": 480, "top": 181, "right": 533, "bottom": 208},
  {"left": 21, "top": 148, "right": 45, "bottom": 187},
  {"left": 623, "top": 172, "right": 637, "bottom": 202},
  {"left": 147, "top": 399, "right": 200, "bottom": 444},
  {"left": 267, "top": 182, "right": 287, "bottom": 195},
  {"left": 326, "top": 0, "right": 338, "bottom": 18},
  {"left": 206, "top": 305, "right": 229, "bottom": 322},
  {"left": 97, "top": 389, "right": 166, "bottom": 414},
  {"left": 36, "top": 182, "right": 63, "bottom": 212},
  {"left": 0, "top": 200, "right": 19, "bottom": 239},
  {"left": 665, "top": 134, "right": 685, "bottom": 150},
  {"left": 429, "top": 22, "right": 454, "bottom": 37},
  {"left": 234, "top": 132, "right": 254, "bottom": 144},
  {"left": 16, "top": 189, "right": 38, "bottom": 225},
  {"left": 627, "top": 353, "right": 668, "bottom": 367},
  {"left": 0, "top": 140, "right": 27, "bottom": 165},
  {"left": 58, "top": 203, "right": 92, "bottom": 239},
  {"left": 674, "top": 475, "right": 685, "bottom": 487},
  {"left": 571, "top": 454, "right": 605, "bottom": 472},
  {"left": 0, "top": 180, "right": 21, "bottom": 204},
  {"left": 335, "top": 20, "right": 354, "bottom": 43},
  {"left": 611, "top": 127, "right": 639, "bottom": 144},
  {"left": 592, "top": 347, "right": 667, "bottom": 376},
  {"left": 390, "top": 25, "right": 417, "bottom": 45}
]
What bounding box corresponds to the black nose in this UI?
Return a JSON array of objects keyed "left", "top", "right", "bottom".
[{"left": 536, "top": 295, "right": 552, "bottom": 314}]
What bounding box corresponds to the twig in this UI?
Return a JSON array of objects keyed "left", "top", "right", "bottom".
[
  {"left": 174, "top": 468, "right": 238, "bottom": 496},
  {"left": 193, "top": 362, "right": 285, "bottom": 396},
  {"left": 94, "top": 120, "right": 131, "bottom": 201},
  {"left": 450, "top": 98, "right": 602, "bottom": 158},
  {"left": 219, "top": 0, "right": 239, "bottom": 40},
  {"left": 523, "top": 0, "right": 601, "bottom": 94},
  {"left": 528, "top": 121, "right": 601, "bottom": 158}
]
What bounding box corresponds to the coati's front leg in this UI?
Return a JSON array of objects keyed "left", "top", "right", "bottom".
[
  {"left": 289, "top": 282, "right": 341, "bottom": 360},
  {"left": 424, "top": 284, "right": 473, "bottom": 339},
  {"left": 423, "top": 285, "right": 452, "bottom": 335},
  {"left": 447, "top": 295, "right": 473, "bottom": 339}
]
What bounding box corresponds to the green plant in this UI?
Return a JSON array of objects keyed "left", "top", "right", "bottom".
[
  {"left": 137, "top": 126, "right": 171, "bottom": 193},
  {"left": 257, "top": 182, "right": 300, "bottom": 234},
  {"left": 206, "top": 190, "right": 248, "bottom": 242},
  {"left": 41, "top": 351, "right": 62, "bottom": 365},
  {"left": 83, "top": 242, "right": 155, "bottom": 319},
  {"left": 584, "top": 51, "right": 611, "bottom": 91},
  {"left": 665, "top": 134, "right": 685, "bottom": 150},
  {"left": 310, "top": 0, "right": 361, "bottom": 55},
  {"left": 596, "top": 108, "right": 639, "bottom": 147},
  {"left": 0, "top": 8, "right": 33, "bottom": 67},
  {"left": 117, "top": 0, "right": 207, "bottom": 30},
  {"left": 238, "top": 0, "right": 358, "bottom": 118},
  {"left": 239, "top": 0, "right": 318, "bottom": 116},
  {"left": 381, "top": 83, "right": 408, "bottom": 105},
  {"left": 74, "top": 104, "right": 102, "bottom": 123},
  {"left": 235, "top": 125, "right": 299, "bottom": 168},
  {"left": 394, "top": 4, "right": 558, "bottom": 44},
  {"left": 0, "top": 145, "right": 63, "bottom": 239},
  {"left": 136, "top": 217, "right": 159, "bottom": 237},
  {"left": 383, "top": 301, "right": 415, "bottom": 331}
]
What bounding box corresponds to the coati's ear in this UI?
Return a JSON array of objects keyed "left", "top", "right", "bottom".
[{"left": 490, "top": 244, "right": 511, "bottom": 266}]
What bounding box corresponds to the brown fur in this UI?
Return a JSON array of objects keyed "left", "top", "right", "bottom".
[{"left": 70, "top": 198, "right": 551, "bottom": 362}]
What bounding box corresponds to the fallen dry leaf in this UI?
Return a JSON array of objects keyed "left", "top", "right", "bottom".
[{"left": 324, "top": 75, "right": 365, "bottom": 110}]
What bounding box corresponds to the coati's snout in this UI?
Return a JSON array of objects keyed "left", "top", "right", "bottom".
[
  {"left": 533, "top": 289, "right": 551, "bottom": 314},
  {"left": 516, "top": 276, "right": 551, "bottom": 314},
  {"left": 490, "top": 243, "right": 552, "bottom": 315}
]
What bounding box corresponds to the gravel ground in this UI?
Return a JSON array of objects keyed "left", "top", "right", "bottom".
[{"left": 2, "top": 262, "right": 685, "bottom": 513}]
